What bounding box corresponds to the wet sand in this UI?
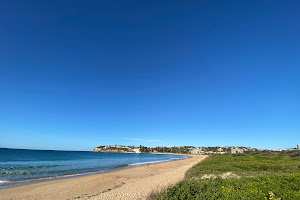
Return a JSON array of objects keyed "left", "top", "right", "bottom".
[{"left": 0, "top": 155, "right": 207, "bottom": 200}]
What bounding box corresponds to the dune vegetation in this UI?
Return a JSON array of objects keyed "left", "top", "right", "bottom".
[{"left": 155, "top": 151, "right": 300, "bottom": 199}]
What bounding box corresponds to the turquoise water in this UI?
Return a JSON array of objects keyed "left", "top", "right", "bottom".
[{"left": 0, "top": 148, "right": 187, "bottom": 188}]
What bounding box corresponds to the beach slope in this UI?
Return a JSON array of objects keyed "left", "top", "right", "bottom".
[{"left": 0, "top": 155, "right": 207, "bottom": 200}]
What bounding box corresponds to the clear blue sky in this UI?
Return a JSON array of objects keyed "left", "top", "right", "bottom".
[{"left": 1, "top": 0, "right": 299, "bottom": 151}]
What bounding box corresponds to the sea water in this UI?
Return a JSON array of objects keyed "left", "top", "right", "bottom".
[{"left": 0, "top": 148, "right": 187, "bottom": 188}]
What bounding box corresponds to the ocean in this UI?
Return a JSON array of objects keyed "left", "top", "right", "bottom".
[{"left": 0, "top": 148, "right": 187, "bottom": 188}]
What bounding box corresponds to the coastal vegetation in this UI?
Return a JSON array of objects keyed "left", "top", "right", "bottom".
[
  {"left": 155, "top": 151, "right": 300, "bottom": 199},
  {"left": 93, "top": 145, "right": 132, "bottom": 153},
  {"left": 93, "top": 145, "right": 261, "bottom": 154}
]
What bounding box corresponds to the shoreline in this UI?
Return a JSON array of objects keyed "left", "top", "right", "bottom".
[
  {"left": 0, "top": 154, "right": 189, "bottom": 189},
  {"left": 0, "top": 155, "right": 207, "bottom": 200}
]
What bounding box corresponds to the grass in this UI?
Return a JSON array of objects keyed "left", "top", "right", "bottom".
[
  {"left": 186, "top": 153, "right": 300, "bottom": 178},
  {"left": 154, "top": 151, "right": 300, "bottom": 200}
]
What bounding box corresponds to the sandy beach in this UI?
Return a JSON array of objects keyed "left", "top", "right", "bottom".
[{"left": 0, "top": 155, "right": 206, "bottom": 200}]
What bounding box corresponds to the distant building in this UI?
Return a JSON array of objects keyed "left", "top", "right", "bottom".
[
  {"left": 297, "top": 145, "right": 300, "bottom": 150},
  {"left": 132, "top": 148, "right": 141, "bottom": 153},
  {"left": 190, "top": 148, "right": 203, "bottom": 155},
  {"left": 231, "top": 147, "right": 244, "bottom": 154}
]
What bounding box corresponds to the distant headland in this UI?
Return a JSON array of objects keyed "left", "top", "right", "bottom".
[
  {"left": 93, "top": 144, "right": 300, "bottom": 154},
  {"left": 94, "top": 145, "right": 260, "bottom": 154}
]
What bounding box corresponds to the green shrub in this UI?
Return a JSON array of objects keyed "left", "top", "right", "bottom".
[
  {"left": 186, "top": 154, "right": 300, "bottom": 178},
  {"left": 156, "top": 153, "right": 300, "bottom": 200},
  {"left": 158, "top": 175, "right": 300, "bottom": 200}
]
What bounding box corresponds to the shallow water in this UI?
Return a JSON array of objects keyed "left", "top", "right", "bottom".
[{"left": 0, "top": 148, "right": 187, "bottom": 187}]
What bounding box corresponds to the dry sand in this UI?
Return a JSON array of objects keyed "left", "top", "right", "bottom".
[{"left": 0, "top": 155, "right": 207, "bottom": 200}]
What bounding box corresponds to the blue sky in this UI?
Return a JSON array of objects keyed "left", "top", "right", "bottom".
[{"left": 1, "top": 0, "right": 299, "bottom": 151}]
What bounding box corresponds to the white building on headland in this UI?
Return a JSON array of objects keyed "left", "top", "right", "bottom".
[
  {"left": 132, "top": 148, "right": 141, "bottom": 153},
  {"left": 190, "top": 147, "right": 203, "bottom": 155},
  {"left": 297, "top": 145, "right": 300, "bottom": 150},
  {"left": 231, "top": 147, "right": 244, "bottom": 154}
]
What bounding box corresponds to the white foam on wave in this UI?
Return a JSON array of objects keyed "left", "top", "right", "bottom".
[
  {"left": 129, "top": 157, "right": 185, "bottom": 166},
  {"left": 129, "top": 159, "right": 169, "bottom": 166},
  {"left": 0, "top": 170, "right": 106, "bottom": 186},
  {"left": 30, "top": 171, "right": 101, "bottom": 181},
  {"left": 0, "top": 180, "right": 9, "bottom": 185}
]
